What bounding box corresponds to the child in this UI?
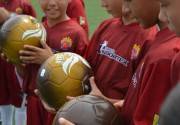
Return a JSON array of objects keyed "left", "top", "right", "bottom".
[
  {"left": 121, "top": 0, "right": 180, "bottom": 124},
  {"left": 0, "top": 0, "right": 36, "bottom": 106},
  {"left": 16, "top": 0, "right": 89, "bottom": 125},
  {"left": 159, "top": 0, "right": 180, "bottom": 84},
  {"left": 42, "top": 0, "right": 89, "bottom": 34},
  {"left": 0, "top": 0, "right": 36, "bottom": 124},
  {"left": 85, "top": 0, "right": 156, "bottom": 101}
]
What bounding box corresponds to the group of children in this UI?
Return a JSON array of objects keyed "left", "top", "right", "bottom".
[{"left": 0, "top": 0, "right": 180, "bottom": 125}]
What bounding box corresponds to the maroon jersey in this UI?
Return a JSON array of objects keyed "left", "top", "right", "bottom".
[
  {"left": 44, "top": 19, "right": 88, "bottom": 54},
  {"left": 0, "top": 0, "right": 36, "bottom": 17},
  {"left": 122, "top": 28, "right": 180, "bottom": 125},
  {"left": 171, "top": 52, "right": 180, "bottom": 84},
  {"left": 85, "top": 18, "right": 157, "bottom": 99},
  {"left": 0, "top": 59, "right": 11, "bottom": 105},
  {"left": 67, "top": 0, "right": 89, "bottom": 34},
  {"left": 0, "top": 0, "right": 36, "bottom": 105},
  {"left": 22, "top": 19, "right": 88, "bottom": 125},
  {"left": 0, "top": 58, "right": 23, "bottom": 106}
]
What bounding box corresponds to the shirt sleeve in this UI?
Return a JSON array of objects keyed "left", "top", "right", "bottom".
[
  {"left": 84, "top": 29, "right": 100, "bottom": 69},
  {"left": 73, "top": 30, "right": 89, "bottom": 56},
  {"left": 171, "top": 53, "right": 180, "bottom": 84},
  {"left": 133, "top": 59, "right": 174, "bottom": 125},
  {"left": 67, "top": 0, "right": 88, "bottom": 34}
]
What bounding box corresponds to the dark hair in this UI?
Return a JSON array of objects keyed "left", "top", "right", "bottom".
[{"left": 159, "top": 83, "right": 180, "bottom": 125}]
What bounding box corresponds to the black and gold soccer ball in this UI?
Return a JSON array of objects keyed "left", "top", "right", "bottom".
[
  {"left": 37, "top": 52, "right": 92, "bottom": 110},
  {"left": 53, "top": 95, "right": 122, "bottom": 125},
  {"left": 0, "top": 15, "right": 46, "bottom": 64}
]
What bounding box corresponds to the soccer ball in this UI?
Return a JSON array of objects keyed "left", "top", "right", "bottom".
[
  {"left": 0, "top": 15, "right": 46, "bottom": 64},
  {"left": 37, "top": 52, "right": 92, "bottom": 110},
  {"left": 53, "top": 95, "right": 122, "bottom": 125}
]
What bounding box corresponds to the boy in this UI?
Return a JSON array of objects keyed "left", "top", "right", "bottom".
[
  {"left": 85, "top": 0, "right": 156, "bottom": 101},
  {"left": 16, "top": 0, "right": 88, "bottom": 125},
  {"left": 0, "top": 0, "right": 36, "bottom": 124},
  {"left": 159, "top": 0, "right": 180, "bottom": 84},
  {"left": 42, "top": 0, "right": 89, "bottom": 34},
  {"left": 121, "top": 0, "right": 180, "bottom": 124},
  {"left": 0, "top": 0, "right": 36, "bottom": 105}
]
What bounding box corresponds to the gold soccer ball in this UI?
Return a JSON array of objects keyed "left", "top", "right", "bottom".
[
  {"left": 37, "top": 52, "right": 92, "bottom": 110},
  {"left": 0, "top": 15, "right": 46, "bottom": 64}
]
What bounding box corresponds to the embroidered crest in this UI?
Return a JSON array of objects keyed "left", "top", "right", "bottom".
[
  {"left": 60, "top": 36, "right": 73, "bottom": 50},
  {"left": 131, "top": 43, "right": 141, "bottom": 60}
]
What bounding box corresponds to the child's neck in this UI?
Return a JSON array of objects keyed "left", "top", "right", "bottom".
[
  {"left": 47, "top": 15, "right": 70, "bottom": 27},
  {"left": 157, "top": 21, "right": 168, "bottom": 30},
  {"left": 122, "top": 16, "right": 137, "bottom": 25},
  {"left": 121, "top": 12, "right": 137, "bottom": 25}
]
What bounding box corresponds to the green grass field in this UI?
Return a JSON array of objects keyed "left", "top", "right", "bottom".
[
  {"left": 31, "top": 0, "right": 109, "bottom": 35},
  {"left": 84, "top": 0, "right": 109, "bottom": 35}
]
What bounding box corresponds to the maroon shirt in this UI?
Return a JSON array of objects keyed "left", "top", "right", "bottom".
[
  {"left": 171, "top": 52, "right": 180, "bottom": 84},
  {"left": 0, "top": 0, "right": 36, "bottom": 105},
  {"left": 0, "top": 59, "right": 11, "bottom": 105},
  {"left": 22, "top": 19, "right": 88, "bottom": 125},
  {"left": 67, "top": 0, "right": 89, "bottom": 34},
  {"left": 122, "top": 28, "right": 180, "bottom": 125},
  {"left": 85, "top": 18, "right": 157, "bottom": 99},
  {"left": 0, "top": 0, "right": 36, "bottom": 17}
]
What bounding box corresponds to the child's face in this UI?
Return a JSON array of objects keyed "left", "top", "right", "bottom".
[
  {"left": 39, "top": 0, "right": 68, "bottom": 20},
  {"left": 159, "top": 0, "right": 180, "bottom": 35},
  {"left": 100, "top": 0, "right": 122, "bottom": 18},
  {"left": 122, "top": 0, "right": 135, "bottom": 20},
  {"left": 129, "top": 0, "right": 160, "bottom": 28}
]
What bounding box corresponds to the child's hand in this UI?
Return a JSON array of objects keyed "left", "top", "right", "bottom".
[
  {"left": 89, "top": 77, "right": 121, "bottom": 104},
  {"left": 58, "top": 118, "right": 75, "bottom": 125},
  {"left": 113, "top": 100, "right": 124, "bottom": 111},
  {"left": 89, "top": 77, "right": 104, "bottom": 97},
  {"left": 0, "top": 7, "right": 10, "bottom": 24},
  {"left": 34, "top": 89, "right": 56, "bottom": 113},
  {"left": 0, "top": 50, "right": 9, "bottom": 62},
  {"left": 19, "top": 42, "right": 53, "bottom": 64}
]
